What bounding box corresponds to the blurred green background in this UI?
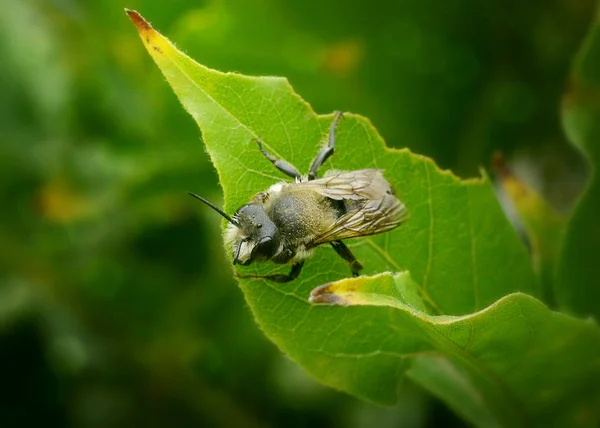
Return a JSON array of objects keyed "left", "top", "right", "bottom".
[{"left": 0, "top": 0, "right": 593, "bottom": 426}]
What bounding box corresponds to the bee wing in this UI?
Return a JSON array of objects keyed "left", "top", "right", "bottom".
[{"left": 294, "top": 169, "right": 408, "bottom": 244}]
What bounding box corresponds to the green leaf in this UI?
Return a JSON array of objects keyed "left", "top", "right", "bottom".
[
  {"left": 309, "top": 273, "right": 600, "bottom": 428},
  {"left": 126, "top": 10, "right": 600, "bottom": 426},
  {"left": 126, "top": 9, "right": 537, "bottom": 314},
  {"left": 492, "top": 154, "right": 566, "bottom": 305},
  {"left": 558, "top": 7, "right": 600, "bottom": 318}
]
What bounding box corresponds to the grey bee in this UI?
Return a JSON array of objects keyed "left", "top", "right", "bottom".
[{"left": 189, "top": 112, "right": 408, "bottom": 282}]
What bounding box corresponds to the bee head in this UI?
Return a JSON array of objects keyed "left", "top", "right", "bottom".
[
  {"left": 228, "top": 203, "right": 280, "bottom": 265},
  {"left": 187, "top": 192, "right": 280, "bottom": 266}
]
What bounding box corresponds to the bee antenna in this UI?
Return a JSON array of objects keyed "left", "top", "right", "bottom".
[{"left": 188, "top": 192, "right": 239, "bottom": 227}]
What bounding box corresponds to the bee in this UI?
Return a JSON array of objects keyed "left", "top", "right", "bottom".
[{"left": 189, "top": 112, "right": 408, "bottom": 282}]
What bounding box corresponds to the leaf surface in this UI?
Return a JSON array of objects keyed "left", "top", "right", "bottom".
[{"left": 125, "top": 10, "right": 537, "bottom": 314}]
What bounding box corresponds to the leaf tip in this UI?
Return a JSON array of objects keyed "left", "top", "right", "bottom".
[
  {"left": 125, "top": 9, "right": 151, "bottom": 32},
  {"left": 125, "top": 10, "right": 166, "bottom": 56},
  {"left": 309, "top": 283, "right": 349, "bottom": 306}
]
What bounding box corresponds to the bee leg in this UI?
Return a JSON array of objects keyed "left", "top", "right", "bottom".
[
  {"left": 330, "top": 240, "right": 363, "bottom": 277},
  {"left": 308, "top": 111, "right": 344, "bottom": 180},
  {"left": 236, "top": 262, "right": 304, "bottom": 283},
  {"left": 255, "top": 138, "right": 301, "bottom": 179}
]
